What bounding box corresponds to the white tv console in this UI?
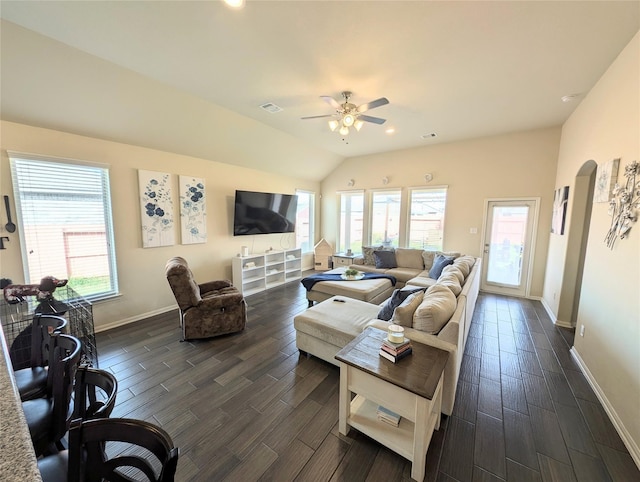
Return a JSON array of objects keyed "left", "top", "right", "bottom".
[{"left": 232, "top": 248, "right": 302, "bottom": 296}]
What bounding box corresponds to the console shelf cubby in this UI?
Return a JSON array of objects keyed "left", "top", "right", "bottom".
[{"left": 232, "top": 248, "right": 302, "bottom": 296}]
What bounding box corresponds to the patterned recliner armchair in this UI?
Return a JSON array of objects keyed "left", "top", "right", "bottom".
[{"left": 165, "top": 257, "right": 246, "bottom": 340}]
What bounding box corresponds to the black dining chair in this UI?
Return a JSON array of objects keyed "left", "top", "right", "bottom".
[
  {"left": 22, "top": 333, "right": 82, "bottom": 456},
  {"left": 14, "top": 314, "right": 68, "bottom": 401},
  {"left": 71, "top": 365, "right": 118, "bottom": 421},
  {"left": 37, "top": 418, "right": 179, "bottom": 482}
]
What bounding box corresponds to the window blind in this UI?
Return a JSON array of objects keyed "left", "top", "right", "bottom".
[{"left": 9, "top": 155, "right": 118, "bottom": 300}]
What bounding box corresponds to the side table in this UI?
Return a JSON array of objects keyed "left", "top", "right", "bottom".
[
  {"left": 332, "top": 253, "right": 357, "bottom": 267},
  {"left": 335, "top": 327, "right": 449, "bottom": 481}
]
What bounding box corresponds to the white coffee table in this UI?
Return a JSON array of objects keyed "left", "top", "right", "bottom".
[{"left": 335, "top": 327, "right": 449, "bottom": 482}]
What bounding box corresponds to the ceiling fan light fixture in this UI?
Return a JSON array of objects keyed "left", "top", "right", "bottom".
[
  {"left": 354, "top": 120, "right": 364, "bottom": 131},
  {"left": 328, "top": 120, "right": 339, "bottom": 131},
  {"left": 339, "top": 125, "right": 349, "bottom": 136},
  {"left": 342, "top": 113, "right": 355, "bottom": 127},
  {"left": 223, "top": 0, "right": 245, "bottom": 9}
]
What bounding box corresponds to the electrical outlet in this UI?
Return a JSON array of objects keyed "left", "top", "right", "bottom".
[
  {"left": 553, "top": 292, "right": 557, "bottom": 300},
  {"left": 580, "top": 325, "right": 585, "bottom": 337},
  {"left": 469, "top": 227, "right": 478, "bottom": 234}
]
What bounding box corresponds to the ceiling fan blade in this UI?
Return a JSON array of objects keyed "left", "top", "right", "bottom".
[
  {"left": 359, "top": 114, "right": 386, "bottom": 125},
  {"left": 320, "top": 96, "right": 342, "bottom": 110},
  {"left": 301, "top": 114, "right": 337, "bottom": 120},
  {"left": 357, "top": 97, "right": 389, "bottom": 113}
]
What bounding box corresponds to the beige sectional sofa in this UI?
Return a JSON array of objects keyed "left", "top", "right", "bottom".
[{"left": 294, "top": 249, "right": 481, "bottom": 415}]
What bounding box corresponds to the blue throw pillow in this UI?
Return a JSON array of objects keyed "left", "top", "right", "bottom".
[
  {"left": 428, "top": 254, "right": 455, "bottom": 279},
  {"left": 374, "top": 250, "right": 397, "bottom": 269},
  {"left": 377, "top": 287, "right": 425, "bottom": 321}
]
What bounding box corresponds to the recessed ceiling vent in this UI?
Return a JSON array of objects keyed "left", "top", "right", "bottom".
[
  {"left": 421, "top": 132, "right": 437, "bottom": 139},
  {"left": 260, "top": 102, "right": 283, "bottom": 113}
]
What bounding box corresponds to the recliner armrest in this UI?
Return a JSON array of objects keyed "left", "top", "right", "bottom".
[{"left": 199, "top": 279, "right": 233, "bottom": 294}]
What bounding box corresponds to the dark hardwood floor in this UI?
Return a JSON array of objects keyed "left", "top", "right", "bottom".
[{"left": 95, "top": 277, "right": 639, "bottom": 481}]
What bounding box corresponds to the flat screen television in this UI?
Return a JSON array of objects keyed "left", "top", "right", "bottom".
[{"left": 233, "top": 190, "right": 298, "bottom": 236}]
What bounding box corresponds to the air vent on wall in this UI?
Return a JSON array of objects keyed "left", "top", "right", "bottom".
[{"left": 260, "top": 102, "right": 283, "bottom": 113}]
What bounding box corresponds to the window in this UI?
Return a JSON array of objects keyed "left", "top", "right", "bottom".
[
  {"left": 295, "top": 190, "right": 315, "bottom": 253},
  {"left": 370, "top": 190, "right": 401, "bottom": 248},
  {"left": 407, "top": 187, "right": 448, "bottom": 251},
  {"left": 338, "top": 191, "right": 364, "bottom": 253},
  {"left": 9, "top": 154, "right": 118, "bottom": 301}
]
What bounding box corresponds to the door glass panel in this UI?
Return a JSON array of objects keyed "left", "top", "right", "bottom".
[{"left": 486, "top": 206, "right": 529, "bottom": 286}]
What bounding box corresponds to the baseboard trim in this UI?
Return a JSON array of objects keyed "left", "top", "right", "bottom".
[
  {"left": 538, "top": 297, "right": 573, "bottom": 328},
  {"left": 570, "top": 346, "right": 640, "bottom": 468},
  {"left": 95, "top": 304, "right": 177, "bottom": 333}
]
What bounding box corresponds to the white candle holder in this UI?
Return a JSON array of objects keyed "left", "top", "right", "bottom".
[{"left": 388, "top": 324, "right": 405, "bottom": 343}]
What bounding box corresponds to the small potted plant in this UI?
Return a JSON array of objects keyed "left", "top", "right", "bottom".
[{"left": 343, "top": 268, "right": 360, "bottom": 280}]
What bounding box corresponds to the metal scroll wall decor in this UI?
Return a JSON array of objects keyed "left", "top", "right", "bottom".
[{"left": 605, "top": 160, "right": 639, "bottom": 249}]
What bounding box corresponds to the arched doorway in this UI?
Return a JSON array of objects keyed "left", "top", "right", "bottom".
[{"left": 557, "top": 160, "right": 597, "bottom": 327}]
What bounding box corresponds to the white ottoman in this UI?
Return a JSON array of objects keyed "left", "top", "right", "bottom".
[
  {"left": 294, "top": 296, "right": 382, "bottom": 366},
  {"left": 304, "top": 268, "right": 395, "bottom": 306}
]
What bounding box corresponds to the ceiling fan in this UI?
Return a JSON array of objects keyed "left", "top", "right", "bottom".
[{"left": 301, "top": 91, "right": 389, "bottom": 135}]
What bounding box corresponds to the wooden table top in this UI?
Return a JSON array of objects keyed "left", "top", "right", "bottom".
[{"left": 335, "top": 327, "right": 449, "bottom": 400}]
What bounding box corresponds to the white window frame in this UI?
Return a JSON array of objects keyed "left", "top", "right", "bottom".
[
  {"left": 9, "top": 152, "right": 119, "bottom": 301},
  {"left": 337, "top": 190, "right": 365, "bottom": 253},
  {"left": 406, "top": 186, "right": 448, "bottom": 251},
  {"left": 368, "top": 188, "right": 403, "bottom": 248},
  {"left": 295, "top": 189, "right": 315, "bottom": 253}
]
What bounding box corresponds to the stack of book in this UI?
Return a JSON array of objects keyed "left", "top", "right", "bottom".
[
  {"left": 379, "top": 337, "right": 412, "bottom": 363},
  {"left": 377, "top": 405, "right": 401, "bottom": 427}
]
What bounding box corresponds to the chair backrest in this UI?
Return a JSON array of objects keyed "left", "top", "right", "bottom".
[
  {"left": 30, "top": 313, "right": 68, "bottom": 367},
  {"left": 49, "top": 333, "right": 82, "bottom": 444},
  {"left": 72, "top": 366, "right": 118, "bottom": 421},
  {"left": 68, "top": 418, "right": 179, "bottom": 482},
  {"left": 165, "top": 257, "right": 202, "bottom": 310}
]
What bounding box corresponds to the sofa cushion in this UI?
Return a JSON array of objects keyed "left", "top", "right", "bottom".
[
  {"left": 438, "top": 251, "right": 462, "bottom": 259},
  {"left": 391, "top": 291, "right": 424, "bottom": 327},
  {"left": 385, "top": 267, "right": 424, "bottom": 283},
  {"left": 374, "top": 250, "right": 397, "bottom": 269},
  {"left": 436, "top": 272, "right": 462, "bottom": 296},
  {"left": 442, "top": 265, "right": 464, "bottom": 283},
  {"left": 452, "top": 258, "right": 470, "bottom": 278},
  {"left": 405, "top": 275, "right": 438, "bottom": 289},
  {"left": 428, "top": 254, "right": 455, "bottom": 279},
  {"left": 395, "top": 248, "right": 425, "bottom": 270},
  {"left": 455, "top": 255, "right": 476, "bottom": 273},
  {"left": 377, "top": 287, "right": 424, "bottom": 321},
  {"left": 422, "top": 251, "right": 437, "bottom": 271},
  {"left": 362, "top": 245, "right": 384, "bottom": 266},
  {"left": 413, "top": 284, "right": 457, "bottom": 334}
]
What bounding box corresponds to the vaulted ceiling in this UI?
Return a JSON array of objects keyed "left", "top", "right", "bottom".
[{"left": 1, "top": 1, "right": 638, "bottom": 181}]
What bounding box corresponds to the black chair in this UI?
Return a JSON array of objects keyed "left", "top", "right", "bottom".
[
  {"left": 71, "top": 366, "right": 118, "bottom": 421},
  {"left": 38, "top": 418, "right": 179, "bottom": 482},
  {"left": 14, "top": 314, "right": 68, "bottom": 401},
  {"left": 22, "top": 333, "right": 82, "bottom": 456}
]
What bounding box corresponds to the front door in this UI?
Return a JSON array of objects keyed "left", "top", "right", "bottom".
[{"left": 481, "top": 199, "right": 538, "bottom": 297}]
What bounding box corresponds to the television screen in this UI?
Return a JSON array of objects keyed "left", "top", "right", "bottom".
[{"left": 234, "top": 190, "right": 298, "bottom": 236}]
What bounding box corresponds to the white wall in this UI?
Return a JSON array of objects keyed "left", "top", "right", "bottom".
[
  {"left": 543, "top": 31, "right": 640, "bottom": 462},
  {"left": 0, "top": 121, "right": 320, "bottom": 331},
  {"left": 320, "top": 127, "right": 561, "bottom": 297}
]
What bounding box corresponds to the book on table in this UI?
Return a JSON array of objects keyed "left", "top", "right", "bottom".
[
  {"left": 377, "top": 405, "right": 401, "bottom": 426},
  {"left": 379, "top": 346, "right": 412, "bottom": 363},
  {"left": 382, "top": 337, "right": 411, "bottom": 353},
  {"left": 380, "top": 342, "right": 412, "bottom": 357}
]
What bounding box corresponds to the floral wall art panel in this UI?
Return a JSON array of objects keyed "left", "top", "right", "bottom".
[
  {"left": 138, "top": 170, "right": 175, "bottom": 248},
  {"left": 179, "top": 175, "right": 207, "bottom": 244},
  {"left": 594, "top": 158, "right": 620, "bottom": 203}
]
